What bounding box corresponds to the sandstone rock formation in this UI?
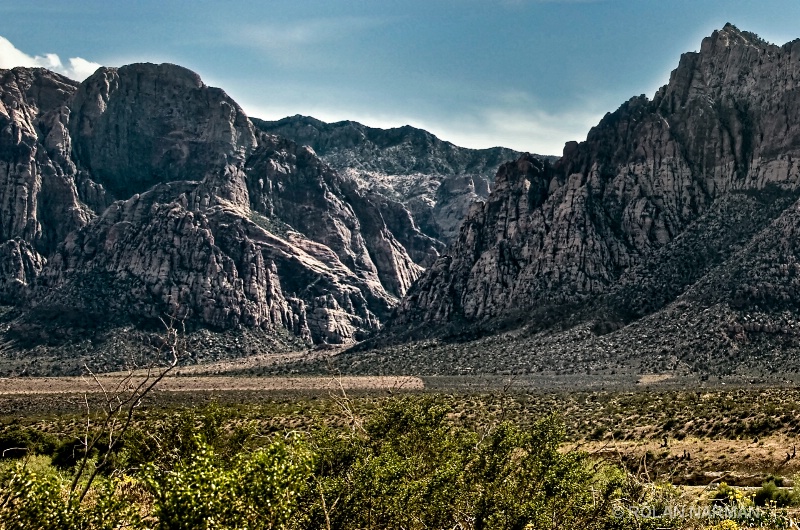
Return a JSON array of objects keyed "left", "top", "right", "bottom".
[
  {"left": 254, "top": 115, "right": 531, "bottom": 243},
  {"left": 0, "top": 68, "right": 90, "bottom": 253},
  {"left": 245, "top": 134, "right": 425, "bottom": 298},
  {"left": 69, "top": 63, "right": 258, "bottom": 203},
  {"left": 359, "top": 24, "right": 800, "bottom": 375},
  {"left": 0, "top": 62, "right": 494, "bottom": 374},
  {"left": 0, "top": 239, "right": 45, "bottom": 304},
  {"left": 12, "top": 24, "right": 800, "bottom": 377}
]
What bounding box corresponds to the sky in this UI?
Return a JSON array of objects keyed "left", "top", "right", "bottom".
[{"left": 2, "top": 1, "right": 800, "bottom": 155}]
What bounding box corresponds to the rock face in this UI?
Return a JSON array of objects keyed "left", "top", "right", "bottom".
[
  {"left": 69, "top": 63, "right": 258, "bottom": 203},
  {"left": 372, "top": 24, "right": 800, "bottom": 374},
  {"left": 0, "top": 68, "right": 91, "bottom": 254},
  {"left": 254, "top": 115, "right": 532, "bottom": 244},
  {"left": 245, "top": 134, "right": 425, "bottom": 299},
  {"left": 0, "top": 239, "right": 45, "bottom": 304},
  {"left": 15, "top": 24, "right": 800, "bottom": 377},
  {"left": 1, "top": 62, "right": 498, "bottom": 373}
]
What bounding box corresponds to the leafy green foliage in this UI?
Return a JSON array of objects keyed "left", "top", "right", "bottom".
[
  {"left": 0, "top": 426, "right": 57, "bottom": 459},
  {"left": 302, "top": 397, "right": 475, "bottom": 529},
  {"left": 118, "top": 402, "right": 255, "bottom": 471},
  {"left": 0, "top": 458, "right": 137, "bottom": 530},
  {"left": 145, "top": 436, "right": 312, "bottom": 530},
  {"left": 753, "top": 480, "right": 796, "bottom": 507},
  {"left": 466, "top": 418, "right": 620, "bottom": 530},
  {"left": 711, "top": 482, "right": 746, "bottom": 507},
  {"left": 298, "top": 397, "right": 624, "bottom": 530},
  {"left": 2, "top": 396, "right": 795, "bottom": 529}
]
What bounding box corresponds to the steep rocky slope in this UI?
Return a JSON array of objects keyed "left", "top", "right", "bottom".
[
  {"left": 0, "top": 63, "right": 459, "bottom": 374},
  {"left": 0, "top": 68, "right": 90, "bottom": 255},
  {"left": 255, "top": 115, "right": 530, "bottom": 243},
  {"left": 337, "top": 24, "right": 800, "bottom": 376},
  {"left": 0, "top": 239, "right": 45, "bottom": 304},
  {"left": 8, "top": 24, "right": 800, "bottom": 378},
  {"left": 69, "top": 63, "right": 258, "bottom": 204}
]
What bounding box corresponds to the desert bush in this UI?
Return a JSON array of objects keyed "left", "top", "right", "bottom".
[
  {"left": 118, "top": 402, "right": 260, "bottom": 473},
  {"left": 0, "top": 457, "right": 138, "bottom": 530},
  {"left": 6, "top": 395, "right": 798, "bottom": 529},
  {"left": 144, "top": 435, "right": 312, "bottom": 530},
  {"left": 712, "top": 482, "right": 748, "bottom": 507},
  {"left": 708, "top": 521, "right": 740, "bottom": 530},
  {"left": 298, "top": 397, "right": 472, "bottom": 529},
  {"left": 0, "top": 426, "right": 57, "bottom": 460},
  {"left": 753, "top": 480, "right": 795, "bottom": 507},
  {"left": 297, "top": 397, "right": 625, "bottom": 530}
]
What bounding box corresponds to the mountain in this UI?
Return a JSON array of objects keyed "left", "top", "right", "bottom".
[
  {"left": 333, "top": 24, "right": 800, "bottom": 377},
  {"left": 0, "top": 63, "right": 501, "bottom": 375},
  {"left": 254, "top": 116, "right": 533, "bottom": 244},
  {"left": 7, "top": 24, "right": 799, "bottom": 378}
]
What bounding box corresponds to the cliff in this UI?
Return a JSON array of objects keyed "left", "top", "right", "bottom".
[
  {"left": 353, "top": 25, "right": 800, "bottom": 376},
  {"left": 255, "top": 115, "right": 532, "bottom": 243},
  {"left": 0, "top": 63, "right": 461, "bottom": 374}
]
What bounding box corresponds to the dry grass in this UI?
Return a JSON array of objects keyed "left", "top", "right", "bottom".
[
  {"left": 583, "top": 435, "right": 800, "bottom": 486},
  {"left": 638, "top": 374, "right": 675, "bottom": 385},
  {"left": 0, "top": 375, "right": 424, "bottom": 395}
]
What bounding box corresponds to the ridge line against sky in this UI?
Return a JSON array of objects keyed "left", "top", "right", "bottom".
[{"left": 2, "top": 1, "right": 800, "bottom": 155}]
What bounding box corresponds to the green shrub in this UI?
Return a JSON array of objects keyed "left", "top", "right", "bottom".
[
  {"left": 0, "top": 398, "right": 659, "bottom": 529},
  {"left": 298, "top": 397, "right": 624, "bottom": 530},
  {"left": 754, "top": 480, "right": 795, "bottom": 507},
  {"left": 51, "top": 439, "right": 92, "bottom": 470},
  {"left": 119, "top": 403, "right": 256, "bottom": 472},
  {"left": 299, "top": 397, "right": 472, "bottom": 529},
  {"left": 0, "top": 426, "right": 58, "bottom": 459},
  {"left": 712, "top": 482, "right": 747, "bottom": 506},
  {"left": 0, "top": 458, "right": 138, "bottom": 530},
  {"left": 145, "top": 435, "right": 312, "bottom": 530}
]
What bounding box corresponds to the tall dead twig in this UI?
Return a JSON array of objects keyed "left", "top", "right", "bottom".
[{"left": 68, "top": 315, "right": 184, "bottom": 503}]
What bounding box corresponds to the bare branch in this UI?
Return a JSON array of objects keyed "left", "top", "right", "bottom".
[{"left": 68, "top": 313, "right": 185, "bottom": 504}]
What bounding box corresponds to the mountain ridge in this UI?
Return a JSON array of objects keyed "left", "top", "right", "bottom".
[
  {"left": 328, "top": 23, "right": 800, "bottom": 377},
  {"left": 255, "top": 115, "right": 538, "bottom": 243},
  {"left": 5, "top": 24, "right": 800, "bottom": 378},
  {"left": 0, "top": 62, "right": 516, "bottom": 375}
]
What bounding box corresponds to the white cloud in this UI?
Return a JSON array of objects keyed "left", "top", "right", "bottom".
[
  {"left": 240, "top": 16, "right": 384, "bottom": 49},
  {"left": 0, "top": 36, "right": 102, "bottom": 80},
  {"left": 438, "top": 106, "right": 604, "bottom": 155},
  {"left": 65, "top": 56, "right": 103, "bottom": 80},
  {"left": 233, "top": 16, "right": 386, "bottom": 68}
]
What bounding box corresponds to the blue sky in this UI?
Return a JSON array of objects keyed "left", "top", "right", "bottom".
[{"left": 2, "top": 1, "right": 800, "bottom": 154}]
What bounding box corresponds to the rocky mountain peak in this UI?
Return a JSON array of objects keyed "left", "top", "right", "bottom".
[
  {"left": 69, "top": 62, "right": 257, "bottom": 202},
  {"left": 0, "top": 66, "right": 89, "bottom": 255},
  {"left": 375, "top": 25, "right": 800, "bottom": 377},
  {"left": 714, "top": 22, "right": 769, "bottom": 47},
  {"left": 0, "top": 61, "right": 464, "bottom": 374},
  {"left": 255, "top": 115, "right": 531, "bottom": 244},
  {"left": 0, "top": 67, "right": 78, "bottom": 118},
  {"left": 11, "top": 24, "right": 800, "bottom": 377}
]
